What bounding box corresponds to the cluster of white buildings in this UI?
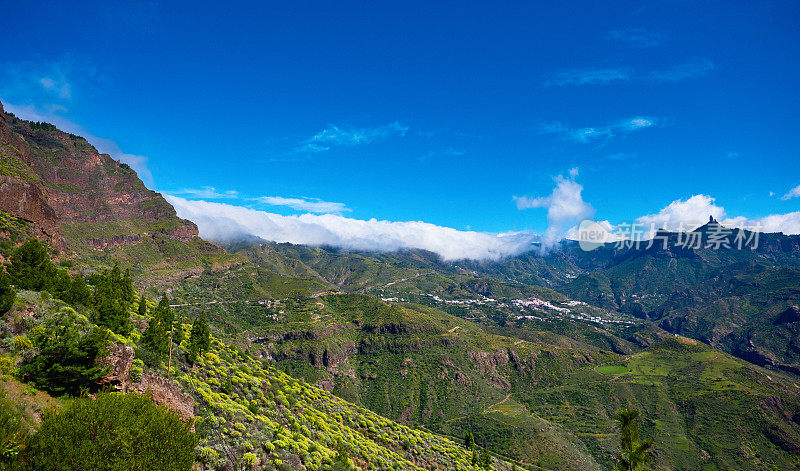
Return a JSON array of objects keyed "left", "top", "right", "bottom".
[{"left": 378, "top": 290, "right": 637, "bottom": 327}]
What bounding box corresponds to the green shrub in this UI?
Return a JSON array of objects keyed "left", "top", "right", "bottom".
[
  {"left": 0, "top": 273, "right": 14, "bottom": 315},
  {"left": 134, "top": 347, "right": 162, "bottom": 368},
  {"left": 20, "top": 392, "right": 197, "bottom": 470},
  {"left": 242, "top": 451, "right": 258, "bottom": 468},
  {"left": 0, "top": 391, "right": 29, "bottom": 467}
]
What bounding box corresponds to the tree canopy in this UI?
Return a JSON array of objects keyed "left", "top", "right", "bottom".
[{"left": 18, "top": 309, "right": 110, "bottom": 396}]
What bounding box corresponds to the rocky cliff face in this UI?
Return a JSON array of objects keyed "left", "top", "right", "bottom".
[
  {"left": 0, "top": 99, "right": 238, "bottom": 281},
  {"left": 0, "top": 103, "right": 65, "bottom": 250},
  {"left": 0, "top": 100, "right": 197, "bottom": 247}
]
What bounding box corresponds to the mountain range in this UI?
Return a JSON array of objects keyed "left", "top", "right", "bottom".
[{"left": 1, "top": 99, "right": 800, "bottom": 470}]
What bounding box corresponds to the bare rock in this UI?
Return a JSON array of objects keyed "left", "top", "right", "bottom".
[
  {"left": 96, "top": 343, "right": 135, "bottom": 391},
  {"left": 132, "top": 372, "right": 196, "bottom": 423}
]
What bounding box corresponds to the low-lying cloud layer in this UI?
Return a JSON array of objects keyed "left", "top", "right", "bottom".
[
  {"left": 166, "top": 184, "right": 800, "bottom": 262},
  {"left": 165, "top": 195, "right": 537, "bottom": 261}
]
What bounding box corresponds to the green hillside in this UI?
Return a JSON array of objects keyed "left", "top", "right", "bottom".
[
  {"left": 0, "top": 272, "right": 516, "bottom": 470},
  {"left": 166, "top": 283, "right": 800, "bottom": 470}
]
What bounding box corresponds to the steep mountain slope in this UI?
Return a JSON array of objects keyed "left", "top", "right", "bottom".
[
  {"left": 1, "top": 288, "right": 516, "bottom": 471},
  {"left": 0, "top": 100, "right": 240, "bottom": 284},
  {"left": 165, "top": 285, "right": 800, "bottom": 470}
]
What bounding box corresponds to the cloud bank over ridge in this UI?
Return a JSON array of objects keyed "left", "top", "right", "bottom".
[{"left": 165, "top": 195, "right": 537, "bottom": 261}]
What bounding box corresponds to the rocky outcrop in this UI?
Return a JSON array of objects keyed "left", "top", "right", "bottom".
[
  {"left": 96, "top": 343, "right": 135, "bottom": 391},
  {"left": 132, "top": 372, "right": 195, "bottom": 423},
  {"left": 86, "top": 233, "right": 144, "bottom": 250},
  {"left": 469, "top": 348, "right": 511, "bottom": 389}
]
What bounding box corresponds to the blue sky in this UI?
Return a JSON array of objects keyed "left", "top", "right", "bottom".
[{"left": 2, "top": 1, "right": 800, "bottom": 258}]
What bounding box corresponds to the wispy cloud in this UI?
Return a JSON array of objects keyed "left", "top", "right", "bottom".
[
  {"left": 253, "top": 196, "right": 351, "bottom": 214},
  {"left": 649, "top": 58, "right": 715, "bottom": 82},
  {"left": 540, "top": 116, "right": 658, "bottom": 145},
  {"left": 606, "top": 28, "right": 666, "bottom": 48},
  {"left": 165, "top": 195, "right": 536, "bottom": 261},
  {"left": 782, "top": 184, "right": 800, "bottom": 201},
  {"left": 296, "top": 122, "right": 408, "bottom": 153},
  {"left": 548, "top": 58, "right": 715, "bottom": 87},
  {"left": 1, "top": 58, "right": 97, "bottom": 104},
  {"left": 170, "top": 187, "right": 239, "bottom": 199},
  {"left": 3, "top": 103, "right": 154, "bottom": 187},
  {"left": 546, "top": 68, "right": 630, "bottom": 87},
  {"left": 38, "top": 76, "right": 71, "bottom": 99},
  {"left": 607, "top": 152, "right": 636, "bottom": 161},
  {"left": 166, "top": 187, "right": 352, "bottom": 214}
]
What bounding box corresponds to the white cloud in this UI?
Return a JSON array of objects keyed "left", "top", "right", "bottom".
[
  {"left": 540, "top": 116, "right": 658, "bottom": 145},
  {"left": 297, "top": 122, "right": 408, "bottom": 153},
  {"left": 164, "top": 195, "right": 537, "bottom": 261},
  {"left": 514, "top": 174, "right": 594, "bottom": 250},
  {"left": 38, "top": 76, "right": 71, "bottom": 99},
  {"left": 549, "top": 58, "right": 714, "bottom": 87},
  {"left": 253, "top": 196, "right": 350, "bottom": 214},
  {"left": 754, "top": 212, "right": 800, "bottom": 234},
  {"left": 2, "top": 59, "right": 84, "bottom": 103},
  {"left": 598, "top": 195, "right": 800, "bottom": 239},
  {"left": 635, "top": 194, "right": 726, "bottom": 233},
  {"left": 781, "top": 184, "right": 800, "bottom": 200},
  {"left": 3, "top": 103, "right": 155, "bottom": 187}
]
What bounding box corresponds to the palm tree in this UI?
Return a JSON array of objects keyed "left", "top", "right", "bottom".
[{"left": 615, "top": 408, "right": 653, "bottom": 471}]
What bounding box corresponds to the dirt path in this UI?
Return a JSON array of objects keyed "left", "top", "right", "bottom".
[
  {"left": 484, "top": 393, "right": 512, "bottom": 413},
  {"left": 382, "top": 271, "right": 434, "bottom": 288}
]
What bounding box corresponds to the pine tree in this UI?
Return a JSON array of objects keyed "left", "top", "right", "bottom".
[
  {"left": 615, "top": 408, "right": 653, "bottom": 471},
  {"left": 188, "top": 312, "right": 210, "bottom": 362},
  {"left": 141, "top": 295, "right": 174, "bottom": 356},
  {"left": 8, "top": 239, "right": 56, "bottom": 291},
  {"left": 18, "top": 310, "right": 111, "bottom": 396},
  {"left": 91, "top": 267, "right": 134, "bottom": 335},
  {"left": 138, "top": 295, "right": 148, "bottom": 317},
  {"left": 464, "top": 430, "right": 475, "bottom": 449},
  {"left": 66, "top": 276, "right": 91, "bottom": 306}
]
